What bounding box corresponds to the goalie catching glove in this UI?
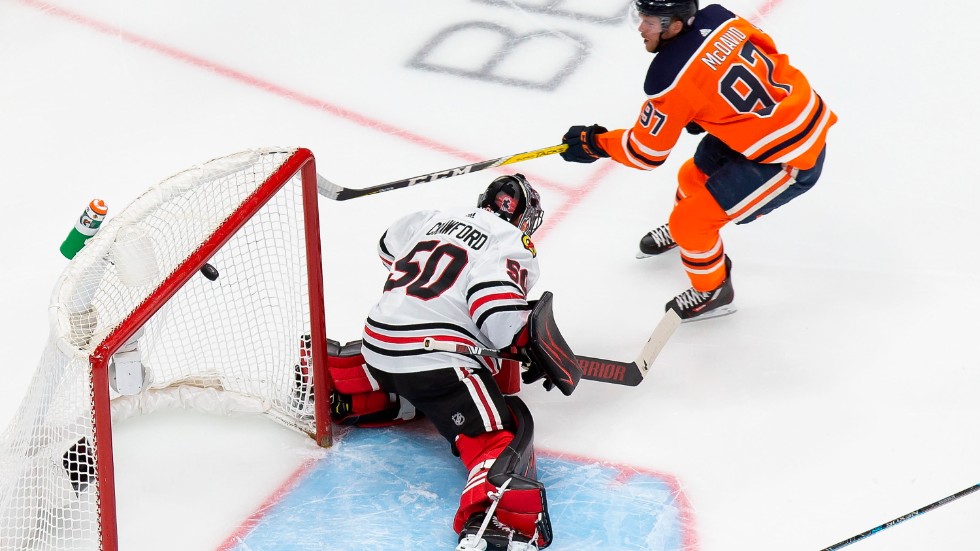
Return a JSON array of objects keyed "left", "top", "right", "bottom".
[{"left": 517, "top": 292, "right": 582, "bottom": 396}]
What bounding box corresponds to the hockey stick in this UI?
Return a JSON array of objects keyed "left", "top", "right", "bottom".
[
  {"left": 316, "top": 144, "right": 568, "bottom": 201},
  {"left": 819, "top": 483, "right": 980, "bottom": 550},
  {"left": 421, "top": 309, "right": 681, "bottom": 387}
]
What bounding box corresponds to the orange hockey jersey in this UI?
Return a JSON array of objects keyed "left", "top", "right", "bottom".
[{"left": 596, "top": 4, "right": 836, "bottom": 171}]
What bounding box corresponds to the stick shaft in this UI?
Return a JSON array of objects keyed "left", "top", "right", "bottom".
[
  {"left": 422, "top": 338, "right": 520, "bottom": 361},
  {"left": 317, "top": 144, "right": 568, "bottom": 201},
  {"left": 421, "top": 310, "right": 680, "bottom": 387},
  {"left": 821, "top": 484, "right": 980, "bottom": 550},
  {"left": 422, "top": 338, "right": 636, "bottom": 386}
]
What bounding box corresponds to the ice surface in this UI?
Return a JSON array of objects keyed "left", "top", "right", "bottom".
[{"left": 2, "top": 0, "right": 980, "bottom": 549}]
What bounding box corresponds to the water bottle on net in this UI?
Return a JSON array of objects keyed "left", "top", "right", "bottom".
[{"left": 60, "top": 199, "right": 108, "bottom": 260}]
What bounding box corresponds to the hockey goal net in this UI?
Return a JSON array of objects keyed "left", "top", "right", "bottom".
[{"left": 0, "top": 148, "right": 330, "bottom": 551}]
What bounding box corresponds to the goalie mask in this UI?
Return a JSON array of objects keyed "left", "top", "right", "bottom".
[{"left": 478, "top": 174, "right": 544, "bottom": 236}]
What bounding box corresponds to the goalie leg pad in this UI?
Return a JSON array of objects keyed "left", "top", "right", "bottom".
[
  {"left": 454, "top": 430, "right": 514, "bottom": 533},
  {"left": 326, "top": 339, "right": 383, "bottom": 394},
  {"left": 454, "top": 396, "right": 553, "bottom": 548},
  {"left": 324, "top": 339, "right": 417, "bottom": 427},
  {"left": 331, "top": 390, "right": 410, "bottom": 427}
]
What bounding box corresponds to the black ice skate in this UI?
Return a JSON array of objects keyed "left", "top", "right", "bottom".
[
  {"left": 456, "top": 513, "right": 537, "bottom": 551},
  {"left": 665, "top": 256, "right": 736, "bottom": 321},
  {"left": 636, "top": 224, "right": 678, "bottom": 259}
]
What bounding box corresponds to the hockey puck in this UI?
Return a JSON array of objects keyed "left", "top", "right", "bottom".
[{"left": 200, "top": 263, "right": 219, "bottom": 281}]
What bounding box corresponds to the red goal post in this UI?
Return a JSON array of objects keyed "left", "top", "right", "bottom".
[{"left": 0, "top": 148, "right": 331, "bottom": 551}]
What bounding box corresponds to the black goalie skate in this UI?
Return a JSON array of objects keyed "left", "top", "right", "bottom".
[
  {"left": 456, "top": 513, "right": 537, "bottom": 551},
  {"left": 665, "top": 256, "right": 736, "bottom": 321},
  {"left": 636, "top": 224, "right": 677, "bottom": 259}
]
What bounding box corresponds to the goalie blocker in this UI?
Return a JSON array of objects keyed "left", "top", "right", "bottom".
[{"left": 518, "top": 292, "right": 582, "bottom": 396}]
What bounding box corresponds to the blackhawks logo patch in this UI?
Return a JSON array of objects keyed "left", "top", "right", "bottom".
[{"left": 522, "top": 234, "right": 537, "bottom": 257}]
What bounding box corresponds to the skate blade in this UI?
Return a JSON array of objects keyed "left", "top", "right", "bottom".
[
  {"left": 681, "top": 303, "right": 737, "bottom": 323},
  {"left": 455, "top": 535, "right": 488, "bottom": 550},
  {"left": 635, "top": 247, "right": 678, "bottom": 259}
]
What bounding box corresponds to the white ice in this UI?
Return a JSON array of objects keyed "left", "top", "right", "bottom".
[{"left": 2, "top": 0, "right": 979, "bottom": 550}]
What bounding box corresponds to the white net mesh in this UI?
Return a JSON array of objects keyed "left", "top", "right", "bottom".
[{"left": 0, "top": 148, "right": 322, "bottom": 550}]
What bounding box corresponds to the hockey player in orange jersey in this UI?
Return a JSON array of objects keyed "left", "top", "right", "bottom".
[{"left": 560, "top": 0, "right": 836, "bottom": 321}]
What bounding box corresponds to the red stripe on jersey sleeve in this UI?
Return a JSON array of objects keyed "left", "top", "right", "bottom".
[
  {"left": 469, "top": 292, "right": 524, "bottom": 316},
  {"left": 363, "top": 325, "right": 425, "bottom": 345}
]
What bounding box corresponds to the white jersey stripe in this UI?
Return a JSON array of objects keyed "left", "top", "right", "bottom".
[
  {"left": 621, "top": 131, "right": 659, "bottom": 170},
  {"left": 628, "top": 131, "right": 672, "bottom": 159},
  {"left": 726, "top": 166, "right": 798, "bottom": 222},
  {"left": 363, "top": 207, "right": 538, "bottom": 375},
  {"left": 743, "top": 90, "right": 819, "bottom": 158},
  {"left": 461, "top": 369, "right": 503, "bottom": 432},
  {"left": 768, "top": 107, "right": 833, "bottom": 165},
  {"left": 679, "top": 238, "right": 722, "bottom": 260},
  {"left": 462, "top": 471, "right": 488, "bottom": 495}
]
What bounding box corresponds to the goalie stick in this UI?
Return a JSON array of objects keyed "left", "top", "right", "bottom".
[
  {"left": 316, "top": 144, "right": 568, "bottom": 201},
  {"left": 422, "top": 309, "right": 681, "bottom": 387}
]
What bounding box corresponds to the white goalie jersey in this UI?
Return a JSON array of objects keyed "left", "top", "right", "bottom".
[{"left": 362, "top": 206, "right": 540, "bottom": 374}]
